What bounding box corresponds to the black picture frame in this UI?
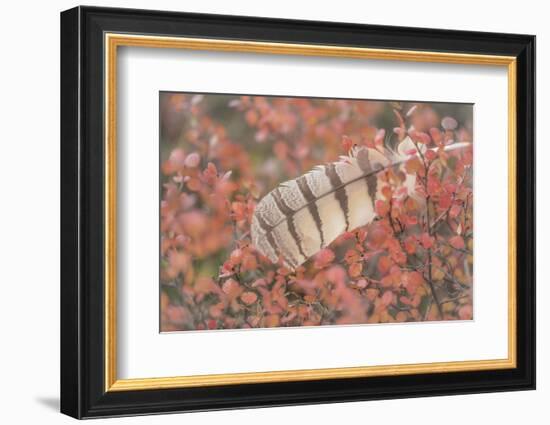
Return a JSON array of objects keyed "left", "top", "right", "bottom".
[{"left": 61, "top": 5, "right": 535, "bottom": 419}]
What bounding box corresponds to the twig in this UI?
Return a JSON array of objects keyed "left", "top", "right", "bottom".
[
  {"left": 423, "top": 296, "right": 433, "bottom": 321},
  {"left": 426, "top": 248, "right": 443, "bottom": 319},
  {"left": 416, "top": 139, "right": 444, "bottom": 320},
  {"left": 440, "top": 294, "right": 470, "bottom": 305}
]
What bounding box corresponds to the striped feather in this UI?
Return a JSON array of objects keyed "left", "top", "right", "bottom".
[{"left": 251, "top": 138, "right": 470, "bottom": 270}]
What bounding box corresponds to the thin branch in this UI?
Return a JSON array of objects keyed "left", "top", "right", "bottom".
[
  {"left": 440, "top": 294, "right": 470, "bottom": 305},
  {"left": 416, "top": 138, "right": 444, "bottom": 320}
]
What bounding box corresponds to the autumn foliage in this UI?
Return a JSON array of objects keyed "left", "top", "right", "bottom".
[{"left": 160, "top": 93, "right": 473, "bottom": 332}]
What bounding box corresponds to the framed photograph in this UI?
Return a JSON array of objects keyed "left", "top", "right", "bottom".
[{"left": 60, "top": 6, "right": 535, "bottom": 419}]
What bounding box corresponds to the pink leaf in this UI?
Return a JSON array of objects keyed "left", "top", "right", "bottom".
[
  {"left": 314, "top": 248, "right": 335, "bottom": 268},
  {"left": 382, "top": 291, "right": 393, "bottom": 306},
  {"left": 441, "top": 116, "right": 458, "bottom": 131},
  {"left": 374, "top": 129, "right": 386, "bottom": 148},
  {"left": 458, "top": 305, "right": 473, "bottom": 320},
  {"left": 184, "top": 152, "right": 201, "bottom": 168}
]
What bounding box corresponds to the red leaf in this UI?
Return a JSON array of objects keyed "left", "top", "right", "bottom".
[
  {"left": 368, "top": 223, "right": 388, "bottom": 248},
  {"left": 404, "top": 271, "right": 424, "bottom": 295},
  {"left": 341, "top": 135, "right": 353, "bottom": 152},
  {"left": 405, "top": 215, "right": 418, "bottom": 226},
  {"left": 251, "top": 278, "right": 267, "bottom": 287},
  {"left": 378, "top": 256, "right": 392, "bottom": 274},
  {"left": 409, "top": 130, "right": 431, "bottom": 144},
  {"left": 449, "top": 204, "right": 462, "bottom": 218},
  {"left": 375, "top": 200, "right": 390, "bottom": 216},
  {"left": 449, "top": 235, "right": 465, "bottom": 250},
  {"left": 404, "top": 236, "right": 417, "bottom": 254},
  {"left": 381, "top": 186, "right": 393, "bottom": 200},
  {"left": 427, "top": 178, "right": 441, "bottom": 196},
  {"left": 420, "top": 233, "right": 434, "bottom": 249},
  {"left": 439, "top": 193, "right": 452, "bottom": 209},
  {"left": 429, "top": 127, "right": 443, "bottom": 145},
  {"left": 425, "top": 149, "right": 437, "bottom": 161}
]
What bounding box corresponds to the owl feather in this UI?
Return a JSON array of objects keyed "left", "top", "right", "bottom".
[{"left": 251, "top": 137, "right": 470, "bottom": 270}]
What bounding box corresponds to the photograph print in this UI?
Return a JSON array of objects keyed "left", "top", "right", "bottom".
[{"left": 160, "top": 93, "right": 474, "bottom": 332}]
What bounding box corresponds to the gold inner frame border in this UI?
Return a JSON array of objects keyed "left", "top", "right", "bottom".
[{"left": 104, "top": 33, "right": 517, "bottom": 392}]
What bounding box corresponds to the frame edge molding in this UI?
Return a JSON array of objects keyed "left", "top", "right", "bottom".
[{"left": 60, "top": 6, "right": 536, "bottom": 418}]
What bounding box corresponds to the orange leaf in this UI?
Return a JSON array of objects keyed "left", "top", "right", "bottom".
[
  {"left": 222, "top": 279, "right": 241, "bottom": 298},
  {"left": 344, "top": 249, "right": 361, "bottom": 265},
  {"left": 265, "top": 314, "right": 281, "bottom": 328},
  {"left": 404, "top": 236, "right": 417, "bottom": 254},
  {"left": 348, "top": 262, "right": 363, "bottom": 278},
  {"left": 240, "top": 291, "right": 258, "bottom": 305},
  {"left": 378, "top": 256, "right": 392, "bottom": 274}
]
